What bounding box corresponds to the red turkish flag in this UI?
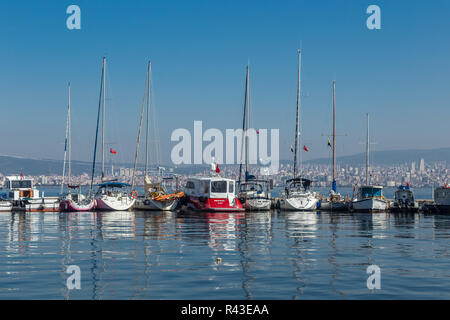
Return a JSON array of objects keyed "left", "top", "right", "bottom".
[
  {"left": 216, "top": 164, "right": 220, "bottom": 173},
  {"left": 110, "top": 148, "right": 117, "bottom": 155},
  {"left": 303, "top": 145, "right": 309, "bottom": 152}
]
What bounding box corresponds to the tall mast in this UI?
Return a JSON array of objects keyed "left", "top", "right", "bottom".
[
  {"left": 60, "top": 82, "right": 71, "bottom": 195},
  {"left": 131, "top": 61, "right": 150, "bottom": 189},
  {"left": 245, "top": 64, "right": 250, "bottom": 178},
  {"left": 332, "top": 80, "right": 336, "bottom": 191},
  {"left": 293, "top": 49, "right": 301, "bottom": 179},
  {"left": 101, "top": 57, "right": 106, "bottom": 180},
  {"left": 90, "top": 57, "right": 105, "bottom": 192},
  {"left": 68, "top": 82, "right": 72, "bottom": 186},
  {"left": 238, "top": 64, "right": 249, "bottom": 184},
  {"left": 366, "top": 113, "right": 370, "bottom": 185},
  {"left": 145, "top": 61, "right": 151, "bottom": 176}
]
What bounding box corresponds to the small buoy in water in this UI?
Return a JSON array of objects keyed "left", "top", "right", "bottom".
[{"left": 216, "top": 257, "right": 222, "bottom": 264}]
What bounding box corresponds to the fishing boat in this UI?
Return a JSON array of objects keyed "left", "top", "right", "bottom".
[
  {"left": 58, "top": 82, "right": 95, "bottom": 212},
  {"left": 390, "top": 184, "right": 419, "bottom": 212},
  {"left": 130, "top": 61, "right": 184, "bottom": 211},
  {"left": 279, "top": 49, "right": 318, "bottom": 211},
  {"left": 182, "top": 175, "right": 244, "bottom": 212},
  {"left": 90, "top": 57, "right": 135, "bottom": 211},
  {"left": 236, "top": 64, "right": 272, "bottom": 211},
  {"left": 432, "top": 185, "right": 450, "bottom": 213},
  {"left": 351, "top": 114, "right": 387, "bottom": 212},
  {"left": 0, "top": 175, "right": 59, "bottom": 212},
  {"left": 318, "top": 80, "right": 349, "bottom": 211}
]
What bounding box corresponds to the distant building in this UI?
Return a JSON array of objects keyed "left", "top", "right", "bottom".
[
  {"left": 411, "top": 161, "right": 416, "bottom": 174},
  {"left": 419, "top": 158, "right": 425, "bottom": 174}
]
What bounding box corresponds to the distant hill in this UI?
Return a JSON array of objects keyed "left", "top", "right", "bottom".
[
  {"left": 1, "top": 147, "right": 449, "bottom": 176},
  {"left": 304, "top": 147, "right": 450, "bottom": 166}
]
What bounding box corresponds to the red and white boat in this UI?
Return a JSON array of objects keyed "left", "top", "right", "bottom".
[
  {"left": 183, "top": 176, "right": 244, "bottom": 212},
  {"left": 59, "top": 185, "right": 96, "bottom": 212}
]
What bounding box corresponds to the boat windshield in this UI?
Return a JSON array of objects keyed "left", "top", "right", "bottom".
[
  {"left": 240, "top": 182, "right": 264, "bottom": 193},
  {"left": 211, "top": 181, "right": 227, "bottom": 193},
  {"left": 10, "top": 180, "right": 32, "bottom": 189},
  {"left": 360, "top": 187, "right": 382, "bottom": 197}
]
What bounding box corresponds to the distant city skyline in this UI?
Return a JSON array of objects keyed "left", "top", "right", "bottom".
[{"left": 1, "top": 1, "right": 450, "bottom": 166}]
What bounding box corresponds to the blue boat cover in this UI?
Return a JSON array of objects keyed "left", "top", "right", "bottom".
[{"left": 98, "top": 182, "right": 131, "bottom": 188}]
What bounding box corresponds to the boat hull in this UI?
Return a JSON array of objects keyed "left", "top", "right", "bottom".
[
  {"left": 59, "top": 199, "right": 96, "bottom": 212},
  {"left": 184, "top": 196, "right": 244, "bottom": 212},
  {"left": 95, "top": 196, "right": 135, "bottom": 211},
  {"left": 319, "top": 200, "right": 349, "bottom": 211},
  {"left": 0, "top": 201, "right": 12, "bottom": 212},
  {"left": 352, "top": 198, "right": 387, "bottom": 212},
  {"left": 243, "top": 198, "right": 271, "bottom": 211},
  {"left": 134, "top": 198, "right": 179, "bottom": 211},
  {"left": 279, "top": 195, "right": 318, "bottom": 211}
]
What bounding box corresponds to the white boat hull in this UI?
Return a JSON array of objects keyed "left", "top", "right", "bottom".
[
  {"left": 280, "top": 195, "right": 318, "bottom": 211},
  {"left": 0, "top": 201, "right": 12, "bottom": 212},
  {"left": 96, "top": 196, "right": 135, "bottom": 211},
  {"left": 134, "top": 198, "right": 179, "bottom": 211},
  {"left": 243, "top": 198, "right": 271, "bottom": 211},
  {"left": 352, "top": 198, "right": 387, "bottom": 212}
]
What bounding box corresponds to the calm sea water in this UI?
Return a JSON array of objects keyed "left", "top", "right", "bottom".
[{"left": 0, "top": 186, "right": 449, "bottom": 300}]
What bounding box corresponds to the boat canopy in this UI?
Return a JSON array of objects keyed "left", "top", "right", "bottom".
[
  {"left": 98, "top": 182, "right": 131, "bottom": 188},
  {"left": 286, "top": 177, "right": 312, "bottom": 187}
]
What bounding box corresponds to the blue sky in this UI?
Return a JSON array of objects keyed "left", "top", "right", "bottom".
[{"left": 1, "top": 0, "right": 449, "bottom": 165}]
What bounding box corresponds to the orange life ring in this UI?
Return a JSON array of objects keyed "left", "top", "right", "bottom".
[{"left": 131, "top": 190, "right": 138, "bottom": 199}]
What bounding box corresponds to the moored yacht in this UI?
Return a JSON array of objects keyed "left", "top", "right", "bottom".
[
  {"left": 95, "top": 182, "right": 135, "bottom": 211},
  {"left": 182, "top": 176, "right": 244, "bottom": 212},
  {"left": 279, "top": 178, "right": 318, "bottom": 211},
  {"left": 238, "top": 178, "right": 272, "bottom": 211},
  {"left": 279, "top": 49, "right": 318, "bottom": 211},
  {"left": 59, "top": 185, "right": 96, "bottom": 212}
]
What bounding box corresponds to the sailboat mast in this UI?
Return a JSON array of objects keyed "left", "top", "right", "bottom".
[
  {"left": 90, "top": 57, "right": 105, "bottom": 192},
  {"left": 101, "top": 57, "right": 106, "bottom": 180},
  {"left": 293, "top": 49, "right": 301, "bottom": 179},
  {"left": 366, "top": 113, "right": 370, "bottom": 185},
  {"left": 68, "top": 82, "right": 72, "bottom": 186},
  {"left": 245, "top": 64, "right": 250, "bottom": 177},
  {"left": 145, "top": 61, "right": 151, "bottom": 175},
  {"left": 332, "top": 80, "right": 336, "bottom": 191},
  {"left": 60, "top": 82, "right": 70, "bottom": 195},
  {"left": 131, "top": 61, "right": 150, "bottom": 189},
  {"left": 238, "top": 65, "right": 249, "bottom": 184}
]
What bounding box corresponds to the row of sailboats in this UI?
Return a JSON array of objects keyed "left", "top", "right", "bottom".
[{"left": 60, "top": 51, "right": 388, "bottom": 213}]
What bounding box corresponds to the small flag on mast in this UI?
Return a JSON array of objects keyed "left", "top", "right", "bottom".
[
  {"left": 290, "top": 145, "right": 294, "bottom": 153},
  {"left": 303, "top": 145, "right": 309, "bottom": 152},
  {"left": 327, "top": 138, "right": 331, "bottom": 148},
  {"left": 110, "top": 148, "right": 117, "bottom": 155},
  {"left": 216, "top": 164, "right": 220, "bottom": 173}
]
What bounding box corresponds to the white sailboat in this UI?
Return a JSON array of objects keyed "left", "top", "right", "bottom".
[
  {"left": 132, "top": 61, "right": 183, "bottom": 211},
  {"left": 279, "top": 49, "right": 318, "bottom": 211},
  {"left": 59, "top": 82, "right": 95, "bottom": 212},
  {"left": 352, "top": 113, "right": 387, "bottom": 212},
  {"left": 236, "top": 64, "right": 272, "bottom": 211},
  {"left": 92, "top": 57, "right": 135, "bottom": 211}
]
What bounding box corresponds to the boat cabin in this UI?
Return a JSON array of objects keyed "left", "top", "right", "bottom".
[
  {"left": 239, "top": 179, "right": 271, "bottom": 198},
  {"left": 284, "top": 178, "right": 313, "bottom": 195},
  {"left": 435, "top": 185, "right": 450, "bottom": 205},
  {"left": 184, "top": 177, "right": 236, "bottom": 199},
  {"left": 0, "top": 176, "right": 40, "bottom": 200},
  {"left": 357, "top": 185, "right": 384, "bottom": 200},
  {"left": 96, "top": 182, "right": 131, "bottom": 196}
]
